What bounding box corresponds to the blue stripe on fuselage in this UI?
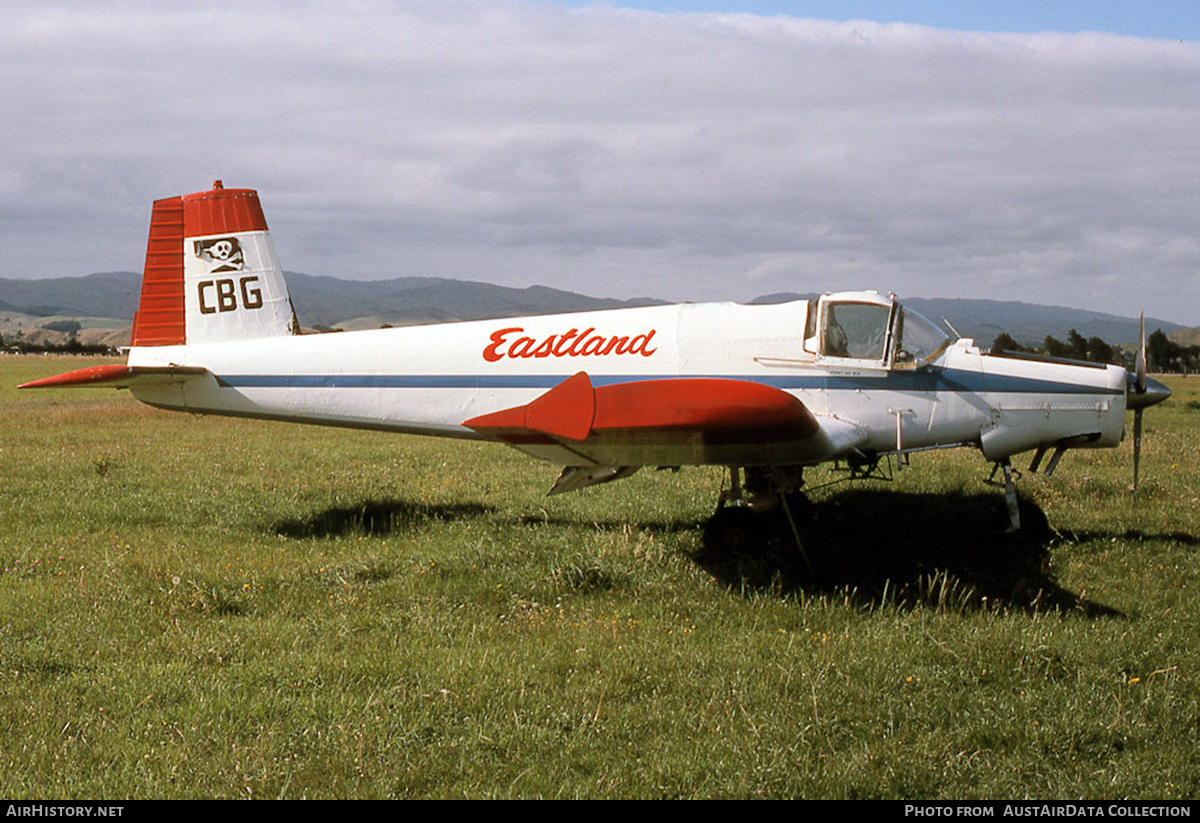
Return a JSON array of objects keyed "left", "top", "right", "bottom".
[{"left": 214, "top": 368, "right": 1120, "bottom": 396}]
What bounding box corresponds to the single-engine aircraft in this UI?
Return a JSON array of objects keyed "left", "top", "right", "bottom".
[{"left": 21, "top": 182, "right": 1171, "bottom": 541}]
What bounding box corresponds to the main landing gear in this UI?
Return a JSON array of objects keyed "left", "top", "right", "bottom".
[
  {"left": 702, "top": 466, "right": 814, "bottom": 577},
  {"left": 984, "top": 457, "right": 1055, "bottom": 539},
  {"left": 985, "top": 459, "right": 1022, "bottom": 533}
]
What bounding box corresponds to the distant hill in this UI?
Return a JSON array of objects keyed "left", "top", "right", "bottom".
[
  {"left": 752, "top": 292, "right": 1185, "bottom": 348},
  {"left": 0, "top": 274, "right": 1189, "bottom": 348},
  {"left": 0, "top": 272, "right": 667, "bottom": 331},
  {"left": 282, "top": 273, "right": 668, "bottom": 328},
  {"left": 1169, "top": 327, "right": 1200, "bottom": 347},
  {"left": 903, "top": 297, "right": 1185, "bottom": 349},
  {"left": 0, "top": 272, "right": 142, "bottom": 319}
]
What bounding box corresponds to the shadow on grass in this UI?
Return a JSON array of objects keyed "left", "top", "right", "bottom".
[
  {"left": 8, "top": 657, "right": 88, "bottom": 682},
  {"left": 270, "top": 490, "right": 1122, "bottom": 614},
  {"left": 1051, "top": 528, "right": 1200, "bottom": 548},
  {"left": 272, "top": 498, "right": 495, "bottom": 539},
  {"left": 694, "top": 489, "right": 1121, "bottom": 616},
  {"left": 520, "top": 511, "right": 703, "bottom": 536}
]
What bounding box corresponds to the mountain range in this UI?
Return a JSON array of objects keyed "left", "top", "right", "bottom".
[{"left": 0, "top": 271, "right": 1187, "bottom": 350}]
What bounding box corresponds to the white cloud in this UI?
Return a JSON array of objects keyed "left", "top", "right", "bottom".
[{"left": 3, "top": 1, "right": 1199, "bottom": 322}]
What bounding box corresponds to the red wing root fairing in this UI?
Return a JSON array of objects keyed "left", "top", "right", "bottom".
[{"left": 465, "top": 372, "right": 819, "bottom": 449}]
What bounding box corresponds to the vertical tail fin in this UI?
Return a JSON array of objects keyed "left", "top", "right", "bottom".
[{"left": 130, "top": 181, "right": 299, "bottom": 347}]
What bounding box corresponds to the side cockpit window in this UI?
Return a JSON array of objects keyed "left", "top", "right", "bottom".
[
  {"left": 893, "top": 307, "right": 950, "bottom": 367},
  {"left": 821, "top": 302, "right": 891, "bottom": 361}
]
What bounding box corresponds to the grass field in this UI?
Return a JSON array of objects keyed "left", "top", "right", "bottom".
[{"left": 1, "top": 355, "right": 1198, "bottom": 799}]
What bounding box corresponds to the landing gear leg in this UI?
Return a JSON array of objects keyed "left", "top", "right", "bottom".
[
  {"left": 704, "top": 467, "right": 752, "bottom": 552},
  {"left": 993, "top": 459, "right": 1021, "bottom": 533},
  {"left": 704, "top": 466, "right": 812, "bottom": 572},
  {"left": 777, "top": 488, "right": 814, "bottom": 577},
  {"left": 715, "top": 465, "right": 746, "bottom": 513}
]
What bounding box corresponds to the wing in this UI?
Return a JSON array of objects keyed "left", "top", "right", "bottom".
[{"left": 463, "top": 371, "right": 867, "bottom": 474}]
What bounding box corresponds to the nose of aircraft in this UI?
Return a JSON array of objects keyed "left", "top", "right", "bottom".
[{"left": 1128, "top": 374, "right": 1172, "bottom": 409}]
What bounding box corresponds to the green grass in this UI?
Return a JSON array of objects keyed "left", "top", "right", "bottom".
[{"left": 1, "top": 355, "right": 1198, "bottom": 798}]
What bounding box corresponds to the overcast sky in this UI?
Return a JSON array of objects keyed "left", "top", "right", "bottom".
[{"left": 4, "top": 1, "right": 1199, "bottom": 324}]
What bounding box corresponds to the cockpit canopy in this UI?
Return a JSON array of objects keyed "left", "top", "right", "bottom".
[{"left": 804, "top": 291, "right": 951, "bottom": 369}]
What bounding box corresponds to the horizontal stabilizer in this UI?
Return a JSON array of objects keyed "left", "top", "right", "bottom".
[{"left": 18, "top": 364, "right": 208, "bottom": 390}]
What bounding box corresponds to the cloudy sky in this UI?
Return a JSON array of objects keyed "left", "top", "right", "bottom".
[{"left": 5, "top": 1, "right": 1199, "bottom": 323}]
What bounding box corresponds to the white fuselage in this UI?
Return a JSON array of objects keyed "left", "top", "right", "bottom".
[{"left": 126, "top": 299, "right": 1128, "bottom": 468}]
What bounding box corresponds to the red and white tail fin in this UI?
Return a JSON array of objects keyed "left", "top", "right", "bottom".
[{"left": 130, "top": 181, "right": 299, "bottom": 347}]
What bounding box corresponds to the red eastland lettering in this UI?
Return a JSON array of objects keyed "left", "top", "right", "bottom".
[
  {"left": 629, "top": 332, "right": 656, "bottom": 355},
  {"left": 483, "top": 327, "right": 523, "bottom": 362},
  {"left": 531, "top": 336, "right": 557, "bottom": 358},
  {"left": 567, "top": 328, "right": 595, "bottom": 357},
  {"left": 508, "top": 336, "right": 537, "bottom": 358},
  {"left": 482, "top": 327, "right": 657, "bottom": 361},
  {"left": 553, "top": 329, "right": 580, "bottom": 356}
]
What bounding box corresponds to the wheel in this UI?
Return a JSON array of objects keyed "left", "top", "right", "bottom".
[{"left": 703, "top": 506, "right": 761, "bottom": 555}]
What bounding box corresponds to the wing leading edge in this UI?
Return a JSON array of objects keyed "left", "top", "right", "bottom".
[{"left": 463, "top": 372, "right": 867, "bottom": 473}]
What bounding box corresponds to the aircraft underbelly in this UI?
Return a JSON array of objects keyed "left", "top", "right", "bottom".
[
  {"left": 823, "top": 386, "right": 964, "bottom": 453},
  {"left": 497, "top": 437, "right": 836, "bottom": 468},
  {"left": 133, "top": 379, "right": 495, "bottom": 436}
]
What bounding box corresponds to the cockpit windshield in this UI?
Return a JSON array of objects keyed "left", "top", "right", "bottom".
[
  {"left": 817, "top": 296, "right": 951, "bottom": 367},
  {"left": 893, "top": 306, "right": 950, "bottom": 366},
  {"left": 821, "top": 302, "right": 891, "bottom": 360}
]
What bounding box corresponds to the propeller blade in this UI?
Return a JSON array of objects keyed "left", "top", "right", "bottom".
[
  {"left": 1127, "top": 313, "right": 1171, "bottom": 499},
  {"left": 1136, "top": 312, "right": 1147, "bottom": 394},
  {"left": 1133, "top": 407, "right": 1143, "bottom": 500}
]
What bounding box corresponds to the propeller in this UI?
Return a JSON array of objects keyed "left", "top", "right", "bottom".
[
  {"left": 1127, "top": 312, "right": 1172, "bottom": 498},
  {"left": 1133, "top": 313, "right": 1146, "bottom": 497}
]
